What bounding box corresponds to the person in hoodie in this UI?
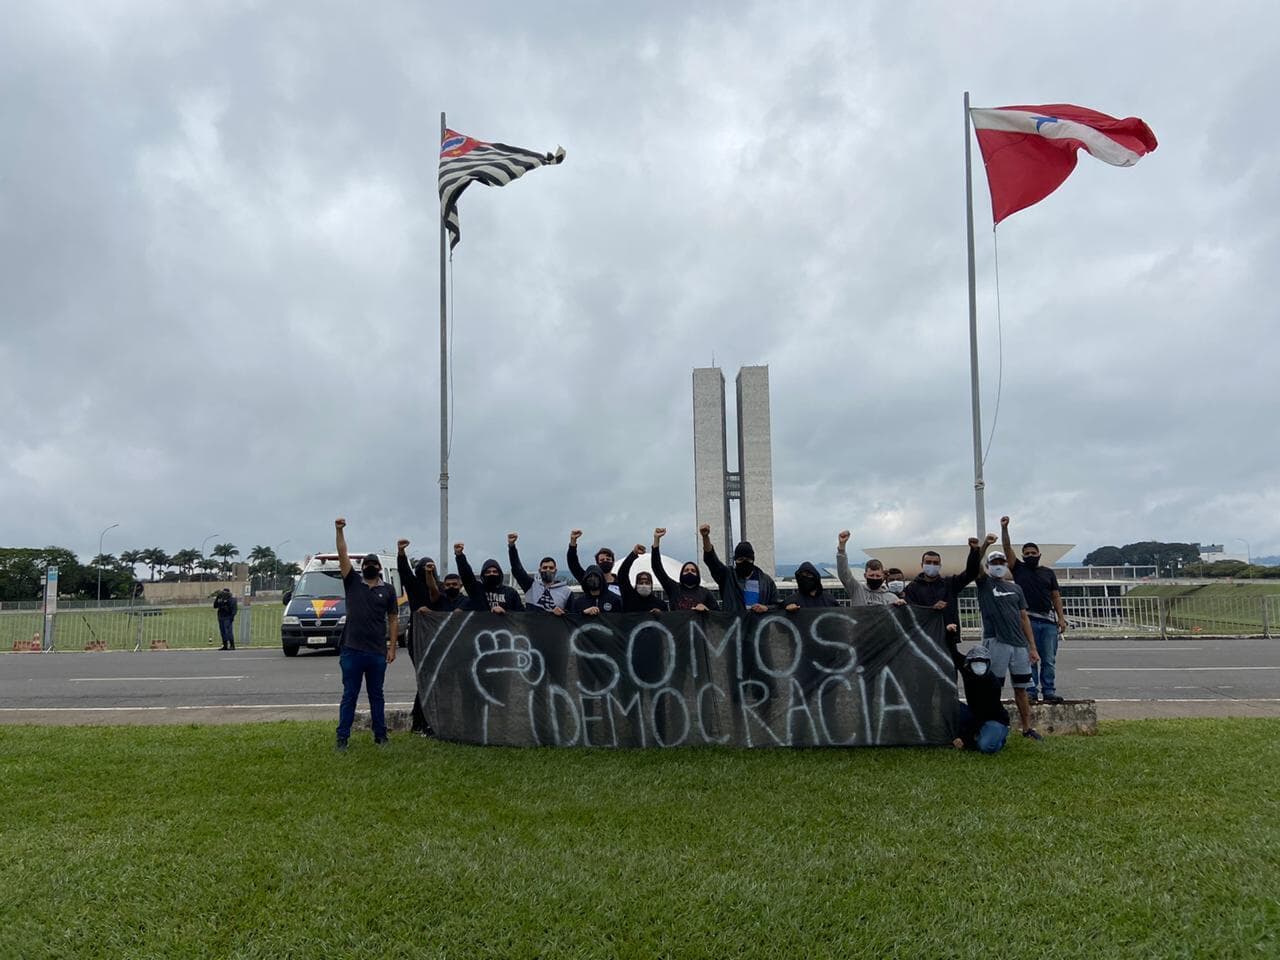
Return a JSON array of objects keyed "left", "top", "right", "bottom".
[
  {"left": 904, "top": 537, "right": 988, "bottom": 636},
  {"left": 507, "top": 532, "right": 572, "bottom": 615},
  {"left": 566, "top": 529, "right": 623, "bottom": 599},
  {"left": 395, "top": 538, "right": 440, "bottom": 735},
  {"left": 568, "top": 564, "right": 624, "bottom": 615},
  {"left": 784, "top": 562, "right": 837, "bottom": 610},
  {"left": 649, "top": 527, "right": 719, "bottom": 611},
  {"left": 946, "top": 642, "right": 1011, "bottom": 753},
  {"left": 617, "top": 545, "right": 669, "bottom": 614},
  {"left": 835, "top": 531, "right": 907, "bottom": 607},
  {"left": 454, "top": 543, "right": 524, "bottom": 614},
  {"left": 700, "top": 523, "right": 778, "bottom": 613}
]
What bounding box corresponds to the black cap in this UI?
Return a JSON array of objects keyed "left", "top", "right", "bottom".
[{"left": 362, "top": 553, "right": 380, "bottom": 566}]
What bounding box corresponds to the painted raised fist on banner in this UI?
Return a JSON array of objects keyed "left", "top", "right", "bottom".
[{"left": 470, "top": 629, "right": 545, "bottom": 707}]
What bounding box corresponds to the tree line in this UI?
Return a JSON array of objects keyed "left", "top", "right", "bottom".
[
  {"left": 0, "top": 544, "right": 302, "bottom": 602},
  {"left": 1083, "top": 541, "right": 1279, "bottom": 579}
]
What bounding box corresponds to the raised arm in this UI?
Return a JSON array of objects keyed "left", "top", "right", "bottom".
[
  {"left": 950, "top": 536, "right": 991, "bottom": 594},
  {"left": 617, "top": 545, "right": 643, "bottom": 605},
  {"left": 835, "top": 530, "right": 868, "bottom": 603},
  {"left": 507, "top": 533, "right": 533, "bottom": 591},
  {"left": 700, "top": 524, "right": 728, "bottom": 586},
  {"left": 396, "top": 539, "right": 429, "bottom": 611},
  {"left": 566, "top": 529, "right": 586, "bottom": 583},
  {"left": 650, "top": 528, "right": 679, "bottom": 595},
  {"left": 454, "top": 544, "right": 485, "bottom": 608},
  {"left": 335, "top": 518, "right": 351, "bottom": 578},
  {"left": 1001, "top": 516, "right": 1019, "bottom": 571}
]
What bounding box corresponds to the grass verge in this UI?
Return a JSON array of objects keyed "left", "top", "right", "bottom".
[{"left": 1, "top": 720, "right": 1277, "bottom": 959}]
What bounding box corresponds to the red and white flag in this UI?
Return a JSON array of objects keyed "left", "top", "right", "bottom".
[{"left": 970, "top": 104, "right": 1158, "bottom": 224}]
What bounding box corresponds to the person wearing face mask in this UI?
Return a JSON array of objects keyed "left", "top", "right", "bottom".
[
  {"left": 569, "top": 563, "right": 624, "bottom": 615},
  {"left": 885, "top": 568, "right": 908, "bottom": 598},
  {"left": 904, "top": 538, "right": 987, "bottom": 636},
  {"left": 649, "top": 528, "right": 719, "bottom": 611},
  {"left": 1001, "top": 516, "right": 1068, "bottom": 704},
  {"left": 835, "top": 532, "right": 907, "bottom": 607},
  {"left": 784, "top": 561, "right": 837, "bottom": 610},
  {"left": 395, "top": 538, "right": 441, "bottom": 736},
  {"left": 454, "top": 543, "right": 524, "bottom": 614},
  {"left": 616, "top": 545, "right": 669, "bottom": 614},
  {"left": 436, "top": 572, "right": 468, "bottom": 611},
  {"left": 506, "top": 532, "right": 572, "bottom": 615},
  {"left": 333, "top": 519, "right": 399, "bottom": 751},
  {"left": 566, "top": 529, "right": 623, "bottom": 600},
  {"left": 976, "top": 549, "right": 1042, "bottom": 741},
  {"left": 947, "top": 644, "right": 1011, "bottom": 753},
  {"left": 699, "top": 523, "right": 778, "bottom": 614}
]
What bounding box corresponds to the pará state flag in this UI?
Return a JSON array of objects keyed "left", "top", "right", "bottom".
[{"left": 969, "top": 104, "right": 1157, "bottom": 224}]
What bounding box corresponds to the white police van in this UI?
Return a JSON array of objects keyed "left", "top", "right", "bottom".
[{"left": 280, "top": 553, "right": 407, "bottom": 657}]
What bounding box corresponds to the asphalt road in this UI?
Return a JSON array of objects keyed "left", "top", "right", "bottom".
[{"left": 2, "top": 638, "right": 1279, "bottom": 723}]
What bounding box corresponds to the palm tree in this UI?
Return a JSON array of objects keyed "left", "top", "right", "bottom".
[
  {"left": 170, "top": 549, "right": 200, "bottom": 581},
  {"left": 197, "top": 558, "right": 220, "bottom": 581},
  {"left": 247, "top": 545, "right": 275, "bottom": 573},
  {"left": 141, "top": 547, "right": 169, "bottom": 582},
  {"left": 92, "top": 553, "right": 117, "bottom": 569},
  {"left": 211, "top": 543, "right": 239, "bottom": 577}
]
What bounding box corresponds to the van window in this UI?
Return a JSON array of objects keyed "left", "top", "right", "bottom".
[{"left": 293, "top": 570, "right": 345, "bottom": 599}]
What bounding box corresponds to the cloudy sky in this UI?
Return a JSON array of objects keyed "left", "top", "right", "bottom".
[{"left": 3, "top": 0, "right": 1277, "bottom": 571}]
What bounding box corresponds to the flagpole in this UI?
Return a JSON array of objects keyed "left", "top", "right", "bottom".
[
  {"left": 439, "top": 110, "right": 450, "bottom": 574},
  {"left": 964, "top": 91, "right": 986, "bottom": 539}
]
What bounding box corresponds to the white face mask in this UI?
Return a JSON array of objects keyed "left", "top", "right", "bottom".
[
  {"left": 922, "top": 563, "right": 941, "bottom": 577},
  {"left": 636, "top": 583, "right": 653, "bottom": 597},
  {"left": 988, "top": 564, "right": 1009, "bottom": 579},
  {"left": 887, "top": 580, "right": 905, "bottom": 595},
  {"left": 970, "top": 661, "right": 989, "bottom": 676}
]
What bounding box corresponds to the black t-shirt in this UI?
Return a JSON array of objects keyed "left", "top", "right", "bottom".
[
  {"left": 341, "top": 570, "right": 399, "bottom": 655},
  {"left": 1012, "top": 563, "right": 1059, "bottom": 616}
]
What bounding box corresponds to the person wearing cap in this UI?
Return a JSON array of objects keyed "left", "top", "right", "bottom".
[
  {"left": 904, "top": 540, "right": 985, "bottom": 635},
  {"left": 946, "top": 643, "right": 1011, "bottom": 753},
  {"left": 1001, "top": 516, "right": 1068, "bottom": 704},
  {"left": 975, "top": 545, "right": 1043, "bottom": 741},
  {"left": 835, "top": 531, "right": 907, "bottom": 607},
  {"left": 566, "top": 529, "right": 622, "bottom": 599},
  {"left": 507, "top": 532, "right": 572, "bottom": 615},
  {"left": 454, "top": 543, "right": 524, "bottom": 613},
  {"left": 699, "top": 523, "right": 778, "bottom": 613},
  {"left": 333, "top": 518, "right": 398, "bottom": 751}
]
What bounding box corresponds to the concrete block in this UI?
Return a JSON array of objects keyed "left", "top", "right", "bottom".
[{"left": 1004, "top": 699, "right": 1098, "bottom": 735}]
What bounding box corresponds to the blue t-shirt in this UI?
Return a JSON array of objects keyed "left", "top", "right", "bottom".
[
  {"left": 341, "top": 570, "right": 398, "bottom": 656},
  {"left": 742, "top": 577, "right": 761, "bottom": 608}
]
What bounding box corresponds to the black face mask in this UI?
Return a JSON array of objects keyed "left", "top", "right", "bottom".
[
  {"left": 1023, "top": 556, "right": 1040, "bottom": 569},
  {"left": 362, "top": 566, "right": 380, "bottom": 580},
  {"left": 482, "top": 573, "right": 501, "bottom": 589},
  {"left": 865, "top": 577, "right": 884, "bottom": 590},
  {"left": 584, "top": 576, "right": 603, "bottom": 593},
  {"left": 798, "top": 574, "right": 817, "bottom": 593},
  {"left": 680, "top": 571, "right": 700, "bottom": 588},
  {"left": 597, "top": 558, "right": 614, "bottom": 575},
  {"left": 735, "top": 560, "right": 753, "bottom": 576},
  {"left": 539, "top": 569, "right": 556, "bottom": 584},
  {"left": 444, "top": 585, "right": 461, "bottom": 597}
]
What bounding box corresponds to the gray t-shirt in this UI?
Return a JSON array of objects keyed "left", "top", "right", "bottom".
[{"left": 976, "top": 576, "right": 1028, "bottom": 647}]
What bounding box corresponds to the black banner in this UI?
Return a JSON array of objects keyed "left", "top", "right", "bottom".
[{"left": 412, "top": 607, "right": 959, "bottom": 748}]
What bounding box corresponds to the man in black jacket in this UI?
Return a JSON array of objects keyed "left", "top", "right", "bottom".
[
  {"left": 700, "top": 523, "right": 777, "bottom": 613},
  {"left": 567, "top": 529, "right": 622, "bottom": 600},
  {"left": 784, "top": 562, "right": 837, "bottom": 610},
  {"left": 650, "top": 528, "right": 718, "bottom": 611},
  {"left": 213, "top": 588, "right": 238, "bottom": 650},
  {"left": 904, "top": 536, "right": 990, "bottom": 636},
  {"left": 568, "top": 564, "right": 623, "bottom": 615},
  {"left": 454, "top": 543, "right": 524, "bottom": 613},
  {"left": 947, "top": 641, "right": 1011, "bottom": 753}
]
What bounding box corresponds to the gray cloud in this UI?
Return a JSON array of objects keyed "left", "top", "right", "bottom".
[{"left": 2, "top": 1, "right": 1277, "bottom": 569}]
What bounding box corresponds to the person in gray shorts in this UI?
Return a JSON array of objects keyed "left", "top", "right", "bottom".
[{"left": 975, "top": 549, "right": 1043, "bottom": 741}]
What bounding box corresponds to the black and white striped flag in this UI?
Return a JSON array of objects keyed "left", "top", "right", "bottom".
[{"left": 439, "top": 128, "right": 565, "bottom": 250}]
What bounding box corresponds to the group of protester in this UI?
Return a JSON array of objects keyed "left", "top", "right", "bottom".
[{"left": 329, "top": 515, "right": 1068, "bottom": 756}]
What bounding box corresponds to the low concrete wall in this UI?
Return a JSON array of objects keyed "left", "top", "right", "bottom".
[
  {"left": 142, "top": 581, "right": 247, "bottom": 604},
  {"left": 1004, "top": 699, "right": 1098, "bottom": 735}
]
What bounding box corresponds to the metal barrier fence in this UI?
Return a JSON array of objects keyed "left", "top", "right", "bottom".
[
  {"left": 957, "top": 594, "right": 1278, "bottom": 639},
  {"left": 1, "top": 600, "right": 283, "bottom": 652}
]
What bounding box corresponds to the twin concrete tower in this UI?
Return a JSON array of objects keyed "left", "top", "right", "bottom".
[{"left": 692, "top": 365, "right": 776, "bottom": 576}]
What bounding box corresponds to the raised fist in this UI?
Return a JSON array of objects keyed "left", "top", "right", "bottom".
[
  {"left": 968, "top": 537, "right": 980, "bottom": 549},
  {"left": 634, "top": 544, "right": 646, "bottom": 555},
  {"left": 569, "top": 529, "right": 583, "bottom": 544},
  {"left": 984, "top": 533, "right": 998, "bottom": 546},
  {"left": 507, "top": 532, "right": 518, "bottom": 545},
  {"left": 654, "top": 527, "right": 667, "bottom": 540},
  {"left": 334, "top": 518, "right": 346, "bottom": 529},
  {"left": 454, "top": 542, "right": 464, "bottom": 555},
  {"left": 699, "top": 523, "right": 711, "bottom": 537},
  {"left": 471, "top": 629, "right": 545, "bottom": 706},
  {"left": 397, "top": 539, "right": 410, "bottom": 551},
  {"left": 1000, "top": 516, "right": 1010, "bottom": 527},
  {"left": 838, "top": 530, "right": 851, "bottom": 546}
]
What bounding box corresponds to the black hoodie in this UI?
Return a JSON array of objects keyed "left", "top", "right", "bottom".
[
  {"left": 569, "top": 564, "right": 625, "bottom": 615},
  {"left": 456, "top": 552, "right": 525, "bottom": 612},
  {"left": 617, "top": 550, "right": 669, "bottom": 613},
  {"left": 650, "top": 542, "right": 719, "bottom": 611},
  {"left": 788, "top": 561, "right": 837, "bottom": 608},
  {"left": 947, "top": 638, "right": 1010, "bottom": 748}
]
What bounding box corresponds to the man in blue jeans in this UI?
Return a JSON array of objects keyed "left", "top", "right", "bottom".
[
  {"left": 333, "top": 518, "right": 399, "bottom": 751},
  {"left": 1001, "top": 516, "right": 1068, "bottom": 703}
]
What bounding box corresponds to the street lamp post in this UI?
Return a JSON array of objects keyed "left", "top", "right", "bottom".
[
  {"left": 200, "top": 533, "right": 220, "bottom": 581},
  {"left": 1234, "top": 538, "right": 1252, "bottom": 563},
  {"left": 273, "top": 540, "right": 291, "bottom": 585},
  {"left": 96, "top": 522, "right": 120, "bottom": 604}
]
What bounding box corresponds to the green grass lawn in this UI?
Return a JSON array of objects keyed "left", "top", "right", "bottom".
[
  {"left": 1, "top": 721, "right": 1277, "bottom": 959},
  {"left": 0, "top": 604, "right": 284, "bottom": 651}
]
